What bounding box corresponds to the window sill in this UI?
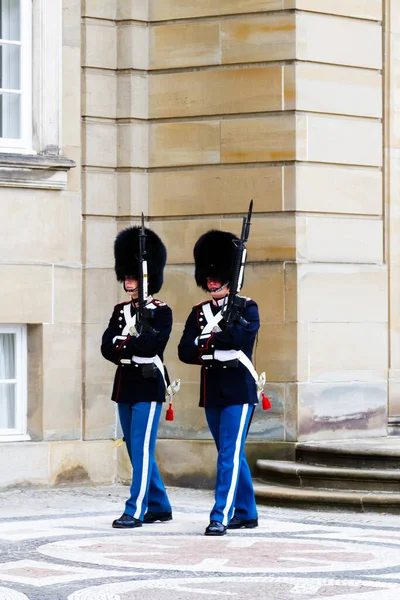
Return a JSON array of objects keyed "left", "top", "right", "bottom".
[
  {"left": 0, "top": 152, "right": 76, "bottom": 191},
  {"left": 0, "top": 433, "right": 31, "bottom": 442}
]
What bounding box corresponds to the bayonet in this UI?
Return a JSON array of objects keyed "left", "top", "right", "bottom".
[{"left": 222, "top": 200, "right": 253, "bottom": 327}]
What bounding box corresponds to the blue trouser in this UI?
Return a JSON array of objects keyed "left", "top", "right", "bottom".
[
  {"left": 118, "top": 401, "right": 171, "bottom": 521},
  {"left": 205, "top": 404, "right": 258, "bottom": 526}
]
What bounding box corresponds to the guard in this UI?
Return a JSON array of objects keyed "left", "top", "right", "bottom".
[
  {"left": 101, "top": 223, "right": 172, "bottom": 529},
  {"left": 178, "top": 222, "right": 260, "bottom": 536}
]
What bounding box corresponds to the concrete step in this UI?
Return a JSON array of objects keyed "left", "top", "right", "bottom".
[
  {"left": 253, "top": 480, "right": 400, "bottom": 513},
  {"left": 296, "top": 438, "right": 400, "bottom": 470},
  {"left": 256, "top": 459, "right": 400, "bottom": 492}
]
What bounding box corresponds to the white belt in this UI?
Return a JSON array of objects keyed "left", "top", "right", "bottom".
[
  {"left": 214, "top": 349, "right": 258, "bottom": 383},
  {"left": 132, "top": 355, "right": 155, "bottom": 365},
  {"left": 132, "top": 354, "right": 167, "bottom": 388}
]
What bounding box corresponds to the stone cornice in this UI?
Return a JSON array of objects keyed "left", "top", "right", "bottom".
[{"left": 0, "top": 153, "right": 76, "bottom": 190}]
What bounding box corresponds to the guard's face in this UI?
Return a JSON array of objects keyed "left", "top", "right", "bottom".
[
  {"left": 207, "top": 278, "right": 229, "bottom": 300},
  {"left": 125, "top": 277, "right": 139, "bottom": 300}
]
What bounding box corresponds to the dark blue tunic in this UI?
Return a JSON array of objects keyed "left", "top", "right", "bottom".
[
  {"left": 178, "top": 299, "right": 260, "bottom": 408},
  {"left": 101, "top": 300, "right": 172, "bottom": 404}
]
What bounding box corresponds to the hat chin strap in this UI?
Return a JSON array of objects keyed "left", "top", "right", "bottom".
[
  {"left": 124, "top": 284, "right": 138, "bottom": 294},
  {"left": 209, "top": 282, "right": 229, "bottom": 294}
]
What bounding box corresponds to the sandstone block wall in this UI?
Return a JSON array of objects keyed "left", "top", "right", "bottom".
[
  {"left": 385, "top": 0, "right": 400, "bottom": 431},
  {"left": 82, "top": 0, "right": 388, "bottom": 446},
  {"left": 0, "top": 0, "right": 395, "bottom": 490}
]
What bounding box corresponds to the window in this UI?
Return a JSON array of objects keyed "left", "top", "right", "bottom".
[
  {"left": 0, "top": 324, "right": 28, "bottom": 440},
  {"left": 0, "top": 0, "right": 74, "bottom": 189},
  {"left": 0, "top": 0, "right": 32, "bottom": 152}
]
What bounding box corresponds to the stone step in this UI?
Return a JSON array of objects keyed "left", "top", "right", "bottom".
[
  {"left": 256, "top": 459, "right": 400, "bottom": 492},
  {"left": 253, "top": 480, "right": 400, "bottom": 513},
  {"left": 296, "top": 438, "right": 400, "bottom": 470}
]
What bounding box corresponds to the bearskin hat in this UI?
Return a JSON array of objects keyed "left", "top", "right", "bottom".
[
  {"left": 193, "top": 230, "right": 238, "bottom": 292},
  {"left": 114, "top": 226, "right": 167, "bottom": 294}
]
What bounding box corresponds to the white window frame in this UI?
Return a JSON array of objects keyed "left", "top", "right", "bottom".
[
  {"left": 0, "top": 0, "right": 63, "bottom": 158},
  {"left": 32, "top": 0, "right": 62, "bottom": 155},
  {"left": 0, "top": 324, "right": 29, "bottom": 442},
  {"left": 0, "top": 0, "right": 32, "bottom": 153}
]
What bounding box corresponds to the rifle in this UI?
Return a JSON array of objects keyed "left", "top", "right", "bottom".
[
  {"left": 136, "top": 213, "right": 157, "bottom": 336},
  {"left": 222, "top": 200, "right": 253, "bottom": 327}
]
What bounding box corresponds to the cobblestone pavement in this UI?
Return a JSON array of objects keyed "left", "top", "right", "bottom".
[{"left": 0, "top": 485, "right": 400, "bottom": 599}]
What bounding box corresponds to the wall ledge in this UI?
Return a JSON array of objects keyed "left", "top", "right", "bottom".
[{"left": 0, "top": 153, "right": 76, "bottom": 190}]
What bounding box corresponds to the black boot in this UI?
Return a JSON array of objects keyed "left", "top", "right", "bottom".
[
  {"left": 143, "top": 511, "right": 173, "bottom": 523},
  {"left": 228, "top": 516, "right": 258, "bottom": 529},
  {"left": 204, "top": 521, "right": 227, "bottom": 536},
  {"left": 112, "top": 513, "right": 142, "bottom": 529}
]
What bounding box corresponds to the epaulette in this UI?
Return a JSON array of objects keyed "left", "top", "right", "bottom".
[
  {"left": 115, "top": 300, "right": 131, "bottom": 307},
  {"left": 194, "top": 300, "right": 209, "bottom": 308},
  {"left": 152, "top": 299, "right": 168, "bottom": 307}
]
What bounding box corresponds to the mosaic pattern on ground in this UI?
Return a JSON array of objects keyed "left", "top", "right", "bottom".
[{"left": 0, "top": 486, "right": 400, "bottom": 600}]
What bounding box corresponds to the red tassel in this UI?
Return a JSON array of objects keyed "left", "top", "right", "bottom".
[
  {"left": 262, "top": 393, "right": 272, "bottom": 410},
  {"left": 165, "top": 403, "right": 174, "bottom": 421}
]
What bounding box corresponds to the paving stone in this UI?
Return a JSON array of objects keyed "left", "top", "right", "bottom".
[{"left": 0, "top": 486, "right": 400, "bottom": 599}]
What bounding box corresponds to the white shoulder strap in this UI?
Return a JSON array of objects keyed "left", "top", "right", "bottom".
[
  {"left": 202, "top": 303, "right": 224, "bottom": 334},
  {"left": 153, "top": 355, "right": 167, "bottom": 388},
  {"left": 238, "top": 351, "right": 258, "bottom": 383},
  {"left": 122, "top": 304, "right": 137, "bottom": 335}
]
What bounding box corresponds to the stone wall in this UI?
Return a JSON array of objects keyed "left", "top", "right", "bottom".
[
  {"left": 289, "top": 3, "right": 386, "bottom": 440},
  {"left": 0, "top": 0, "right": 392, "bottom": 488},
  {"left": 0, "top": 0, "right": 118, "bottom": 488},
  {"left": 82, "top": 0, "right": 388, "bottom": 462},
  {"left": 385, "top": 0, "right": 400, "bottom": 432}
]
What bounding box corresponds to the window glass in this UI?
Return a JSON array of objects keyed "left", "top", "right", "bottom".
[
  {"left": 0, "top": 332, "right": 16, "bottom": 431},
  {"left": 0, "top": 383, "right": 16, "bottom": 429},
  {"left": 0, "top": 93, "right": 20, "bottom": 137},
  {"left": 0, "top": 43, "right": 20, "bottom": 89},
  {"left": 0, "top": 333, "right": 15, "bottom": 379},
  {"left": 0, "top": 0, "right": 20, "bottom": 41},
  {"left": 0, "top": 0, "right": 28, "bottom": 146}
]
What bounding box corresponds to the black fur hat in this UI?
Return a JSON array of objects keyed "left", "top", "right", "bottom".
[
  {"left": 114, "top": 226, "right": 167, "bottom": 294},
  {"left": 194, "top": 230, "right": 238, "bottom": 292}
]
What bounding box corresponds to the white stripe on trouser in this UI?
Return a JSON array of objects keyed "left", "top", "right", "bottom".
[
  {"left": 133, "top": 401, "right": 157, "bottom": 519},
  {"left": 222, "top": 404, "right": 249, "bottom": 526}
]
